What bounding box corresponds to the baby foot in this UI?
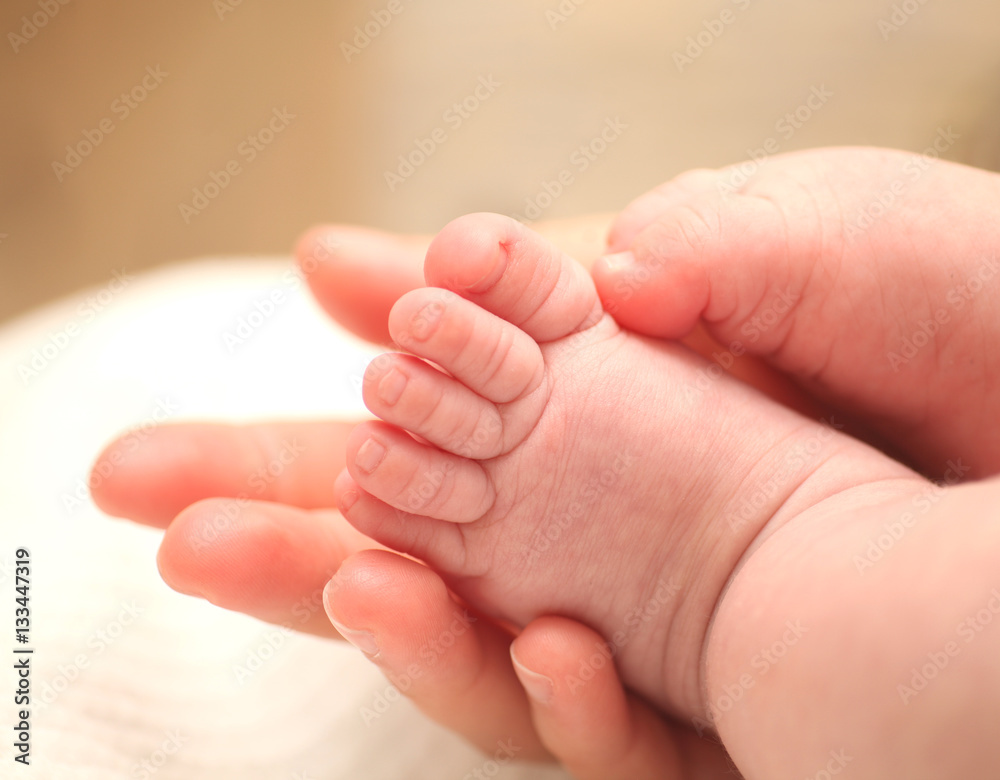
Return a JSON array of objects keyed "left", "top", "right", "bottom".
[
  {"left": 334, "top": 213, "right": 918, "bottom": 717},
  {"left": 593, "top": 147, "right": 1000, "bottom": 478}
]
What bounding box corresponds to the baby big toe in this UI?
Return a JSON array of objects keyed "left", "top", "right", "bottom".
[{"left": 423, "top": 213, "right": 604, "bottom": 343}]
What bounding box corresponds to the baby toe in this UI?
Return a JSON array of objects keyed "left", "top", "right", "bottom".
[
  {"left": 362, "top": 352, "right": 508, "bottom": 459},
  {"left": 344, "top": 421, "right": 496, "bottom": 523},
  {"left": 424, "top": 213, "right": 604, "bottom": 343}
]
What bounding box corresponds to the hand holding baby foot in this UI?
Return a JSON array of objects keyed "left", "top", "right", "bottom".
[
  {"left": 336, "top": 212, "right": 920, "bottom": 720},
  {"left": 94, "top": 418, "right": 710, "bottom": 774},
  {"left": 340, "top": 211, "right": 1000, "bottom": 777},
  {"left": 594, "top": 147, "right": 1000, "bottom": 478}
]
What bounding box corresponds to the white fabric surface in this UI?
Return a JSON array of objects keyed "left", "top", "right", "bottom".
[{"left": 0, "top": 259, "right": 570, "bottom": 780}]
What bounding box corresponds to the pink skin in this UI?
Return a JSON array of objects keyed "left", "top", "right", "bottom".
[
  {"left": 91, "top": 219, "right": 731, "bottom": 774},
  {"left": 93, "top": 144, "right": 1000, "bottom": 775},
  {"left": 334, "top": 212, "right": 922, "bottom": 718},
  {"left": 336, "top": 208, "right": 1000, "bottom": 776},
  {"left": 593, "top": 147, "right": 1000, "bottom": 480}
]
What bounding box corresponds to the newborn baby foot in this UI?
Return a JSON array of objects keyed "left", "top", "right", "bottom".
[
  {"left": 593, "top": 147, "right": 1000, "bottom": 478},
  {"left": 334, "top": 213, "right": 919, "bottom": 717}
]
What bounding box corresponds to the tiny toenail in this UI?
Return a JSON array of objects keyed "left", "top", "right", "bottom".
[
  {"left": 329, "top": 618, "right": 380, "bottom": 657},
  {"left": 355, "top": 438, "right": 387, "bottom": 474},
  {"left": 339, "top": 489, "right": 359, "bottom": 514},
  {"left": 463, "top": 243, "right": 508, "bottom": 293},
  {"left": 600, "top": 250, "right": 636, "bottom": 271},
  {"left": 377, "top": 367, "right": 407, "bottom": 406},
  {"left": 510, "top": 647, "right": 554, "bottom": 705},
  {"left": 408, "top": 300, "right": 445, "bottom": 341}
]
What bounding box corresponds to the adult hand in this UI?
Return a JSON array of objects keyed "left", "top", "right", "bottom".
[{"left": 91, "top": 214, "right": 735, "bottom": 777}]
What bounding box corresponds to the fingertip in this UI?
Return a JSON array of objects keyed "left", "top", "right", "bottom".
[
  {"left": 592, "top": 249, "right": 709, "bottom": 339},
  {"left": 511, "top": 616, "right": 616, "bottom": 705},
  {"left": 88, "top": 439, "right": 130, "bottom": 519},
  {"left": 427, "top": 212, "right": 602, "bottom": 342},
  {"left": 156, "top": 499, "right": 350, "bottom": 636},
  {"left": 88, "top": 426, "right": 214, "bottom": 528},
  {"left": 326, "top": 549, "right": 435, "bottom": 609},
  {"left": 323, "top": 550, "right": 402, "bottom": 654},
  {"left": 323, "top": 549, "right": 454, "bottom": 662},
  {"left": 156, "top": 497, "right": 253, "bottom": 599},
  {"left": 512, "top": 617, "right": 691, "bottom": 779},
  {"left": 293, "top": 223, "right": 342, "bottom": 276},
  {"left": 328, "top": 550, "right": 550, "bottom": 758},
  {"left": 294, "top": 224, "right": 426, "bottom": 346},
  {"left": 340, "top": 420, "right": 387, "bottom": 485},
  {"left": 509, "top": 644, "right": 555, "bottom": 706},
  {"left": 424, "top": 213, "right": 515, "bottom": 293},
  {"left": 333, "top": 467, "right": 359, "bottom": 515},
  {"left": 511, "top": 617, "right": 632, "bottom": 759}
]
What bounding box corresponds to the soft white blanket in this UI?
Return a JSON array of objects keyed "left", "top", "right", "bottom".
[{"left": 0, "top": 259, "right": 569, "bottom": 780}]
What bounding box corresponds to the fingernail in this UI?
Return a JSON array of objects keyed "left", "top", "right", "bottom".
[
  {"left": 339, "top": 489, "right": 358, "bottom": 514},
  {"left": 408, "top": 300, "right": 445, "bottom": 341},
  {"left": 329, "top": 618, "right": 380, "bottom": 657},
  {"left": 377, "top": 367, "right": 407, "bottom": 406},
  {"left": 355, "top": 438, "right": 387, "bottom": 474},
  {"left": 599, "top": 250, "right": 635, "bottom": 271},
  {"left": 464, "top": 246, "right": 507, "bottom": 294},
  {"left": 510, "top": 647, "right": 554, "bottom": 705}
]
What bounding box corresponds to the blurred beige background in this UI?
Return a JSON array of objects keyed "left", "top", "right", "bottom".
[{"left": 2, "top": 0, "right": 1000, "bottom": 325}]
